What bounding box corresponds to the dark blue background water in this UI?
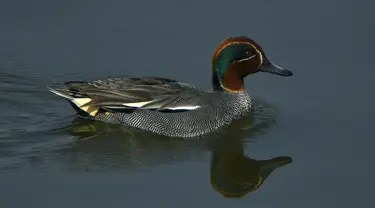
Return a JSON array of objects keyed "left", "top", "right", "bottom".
[{"left": 1, "top": 0, "right": 374, "bottom": 207}]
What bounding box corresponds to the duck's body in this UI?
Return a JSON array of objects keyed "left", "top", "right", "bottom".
[
  {"left": 49, "top": 77, "right": 252, "bottom": 138},
  {"left": 49, "top": 36, "right": 293, "bottom": 138}
]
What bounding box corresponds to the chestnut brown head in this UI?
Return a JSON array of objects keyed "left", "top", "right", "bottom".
[{"left": 212, "top": 36, "right": 293, "bottom": 92}]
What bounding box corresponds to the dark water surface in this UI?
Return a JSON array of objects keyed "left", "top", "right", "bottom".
[{"left": 1, "top": 0, "right": 375, "bottom": 207}]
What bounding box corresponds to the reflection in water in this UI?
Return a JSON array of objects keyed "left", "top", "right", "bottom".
[
  {"left": 49, "top": 117, "right": 212, "bottom": 172},
  {"left": 210, "top": 137, "right": 292, "bottom": 198}
]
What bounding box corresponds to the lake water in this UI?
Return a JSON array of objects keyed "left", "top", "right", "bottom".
[{"left": 1, "top": 0, "right": 374, "bottom": 207}]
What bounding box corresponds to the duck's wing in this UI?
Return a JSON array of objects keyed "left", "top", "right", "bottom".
[{"left": 49, "top": 76, "right": 204, "bottom": 116}]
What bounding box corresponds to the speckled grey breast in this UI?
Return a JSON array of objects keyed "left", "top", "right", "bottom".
[{"left": 94, "top": 91, "right": 252, "bottom": 138}]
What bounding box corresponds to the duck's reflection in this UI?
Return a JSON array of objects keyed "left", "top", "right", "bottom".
[{"left": 210, "top": 137, "right": 292, "bottom": 198}]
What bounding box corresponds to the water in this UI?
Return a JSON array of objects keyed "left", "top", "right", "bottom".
[{"left": 1, "top": 0, "right": 374, "bottom": 207}]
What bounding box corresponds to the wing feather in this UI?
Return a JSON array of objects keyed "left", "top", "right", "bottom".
[{"left": 50, "top": 76, "right": 203, "bottom": 114}]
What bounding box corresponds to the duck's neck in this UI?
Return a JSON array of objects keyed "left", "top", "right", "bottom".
[
  {"left": 211, "top": 72, "right": 224, "bottom": 91},
  {"left": 211, "top": 71, "right": 245, "bottom": 92}
]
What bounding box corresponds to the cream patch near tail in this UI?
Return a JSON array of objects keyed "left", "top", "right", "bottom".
[{"left": 48, "top": 87, "right": 99, "bottom": 116}]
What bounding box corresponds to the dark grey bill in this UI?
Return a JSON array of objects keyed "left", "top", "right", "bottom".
[{"left": 259, "top": 59, "right": 293, "bottom": 77}]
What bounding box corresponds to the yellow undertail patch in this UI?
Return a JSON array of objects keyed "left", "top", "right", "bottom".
[{"left": 72, "top": 98, "right": 99, "bottom": 116}]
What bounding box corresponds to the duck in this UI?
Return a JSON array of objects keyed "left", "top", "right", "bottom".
[{"left": 48, "top": 36, "right": 293, "bottom": 138}]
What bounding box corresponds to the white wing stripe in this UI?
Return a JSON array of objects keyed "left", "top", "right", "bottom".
[
  {"left": 122, "top": 101, "right": 153, "bottom": 107},
  {"left": 164, "top": 106, "right": 201, "bottom": 110},
  {"left": 122, "top": 101, "right": 201, "bottom": 111}
]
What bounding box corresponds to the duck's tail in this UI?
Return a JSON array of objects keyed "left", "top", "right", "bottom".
[{"left": 47, "top": 87, "right": 99, "bottom": 117}]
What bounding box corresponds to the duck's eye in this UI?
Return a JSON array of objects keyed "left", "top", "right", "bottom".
[
  {"left": 245, "top": 51, "right": 255, "bottom": 57},
  {"left": 244, "top": 51, "right": 256, "bottom": 59}
]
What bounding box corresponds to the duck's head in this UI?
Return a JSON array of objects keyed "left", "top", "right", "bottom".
[{"left": 212, "top": 36, "right": 293, "bottom": 92}]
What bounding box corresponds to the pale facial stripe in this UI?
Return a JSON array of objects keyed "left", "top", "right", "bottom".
[
  {"left": 237, "top": 54, "right": 257, "bottom": 62},
  {"left": 216, "top": 41, "right": 264, "bottom": 68}
]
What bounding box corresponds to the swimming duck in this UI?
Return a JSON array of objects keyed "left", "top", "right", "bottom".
[{"left": 49, "top": 36, "right": 293, "bottom": 138}]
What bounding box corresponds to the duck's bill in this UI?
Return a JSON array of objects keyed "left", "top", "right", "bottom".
[
  {"left": 259, "top": 61, "right": 293, "bottom": 77},
  {"left": 259, "top": 156, "right": 293, "bottom": 174},
  {"left": 265, "top": 156, "right": 293, "bottom": 168}
]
